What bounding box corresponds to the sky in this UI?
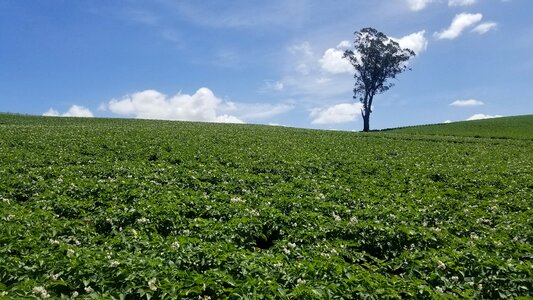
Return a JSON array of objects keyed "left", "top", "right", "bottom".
[{"left": 1, "top": 0, "right": 532, "bottom": 130}]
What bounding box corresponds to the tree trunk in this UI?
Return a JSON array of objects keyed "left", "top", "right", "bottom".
[
  {"left": 362, "top": 112, "right": 370, "bottom": 132},
  {"left": 361, "top": 93, "right": 372, "bottom": 132}
]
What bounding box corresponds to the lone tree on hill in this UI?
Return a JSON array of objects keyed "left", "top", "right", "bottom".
[{"left": 343, "top": 28, "right": 415, "bottom": 132}]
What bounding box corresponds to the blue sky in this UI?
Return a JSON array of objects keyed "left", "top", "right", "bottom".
[{"left": 1, "top": 0, "right": 532, "bottom": 130}]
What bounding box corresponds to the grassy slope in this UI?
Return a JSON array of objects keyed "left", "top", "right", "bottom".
[
  {"left": 0, "top": 114, "right": 532, "bottom": 299},
  {"left": 383, "top": 115, "right": 533, "bottom": 140}
]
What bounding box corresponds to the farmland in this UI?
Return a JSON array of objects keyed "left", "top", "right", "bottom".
[{"left": 0, "top": 113, "right": 532, "bottom": 299}]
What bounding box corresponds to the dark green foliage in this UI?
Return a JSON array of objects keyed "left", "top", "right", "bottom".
[
  {"left": 344, "top": 28, "right": 415, "bottom": 132},
  {"left": 0, "top": 114, "right": 532, "bottom": 299},
  {"left": 384, "top": 115, "right": 533, "bottom": 140}
]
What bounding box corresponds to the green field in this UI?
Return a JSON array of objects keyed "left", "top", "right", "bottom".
[
  {"left": 1, "top": 114, "right": 532, "bottom": 299},
  {"left": 383, "top": 115, "right": 533, "bottom": 140}
]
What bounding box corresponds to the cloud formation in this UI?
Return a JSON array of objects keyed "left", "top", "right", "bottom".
[
  {"left": 392, "top": 30, "right": 428, "bottom": 55},
  {"left": 450, "top": 99, "right": 484, "bottom": 107},
  {"left": 466, "top": 113, "right": 502, "bottom": 120},
  {"left": 310, "top": 103, "right": 363, "bottom": 124},
  {"left": 473, "top": 22, "right": 497, "bottom": 34},
  {"left": 448, "top": 0, "right": 477, "bottom": 6},
  {"left": 43, "top": 105, "right": 94, "bottom": 117},
  {"left": 237, "top": 103, "right": 294, "bottom": 120},
  {"left": 320, "top": 31, "right": 427, "bottom": 75},
  {"left": 435, "top": 13, "right": 483, "bottom": 39},
  {"left": 288, "top": 41, "right": 313, "bottom": 56},
  {"left": 261, "top": 80, "right": 284, "bottom": 92},
  {"left": 319, "top": 47, "right": 353, "bottom": 74},
  {"left": 407, "top": 0, "right": 434, "bottom": 11},
  {"left": 106, "top": 88, "right": 243, "bottom": 123}
]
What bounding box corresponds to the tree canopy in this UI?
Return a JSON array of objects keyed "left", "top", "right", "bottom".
[{"left": 344, "top": 28, "right": 415, "bottom": 132}]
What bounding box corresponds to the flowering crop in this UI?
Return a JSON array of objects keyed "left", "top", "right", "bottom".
[{"left": 0, "top": 114, "right": 532, "bottom": 299}]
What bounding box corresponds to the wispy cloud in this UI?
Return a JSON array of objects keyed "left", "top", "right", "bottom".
[
  {"left": 434, "top": 13, "right": 483, "bottom": 40},
  {"left": 466, "top": 113, "right": 502, "bottom": 120},
  {"left": 260, "top": 80, "right": 285, "bottom": 92},
  {"left": 450, "top": 99, "right": 484, "bottom": 107},
  {"left": 472, "top": 22, "right": 497, "bottom": 34},
  {"left": 406, "top": 0, "right": 434, "bottom": 11},
  {"left": 448, "top": 0, "right": 477, "bottom": 7},
  {"left": 166, "top": 0, "right": 308, "bottom": 29},
  {"left": 235, "top": 103, "right": 294, "bottom": 120},
  {"left": 288, "top": 41, "right": 313, "bottom": 56}
]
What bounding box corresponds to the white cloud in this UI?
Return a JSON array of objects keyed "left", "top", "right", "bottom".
[
  {"left": 268, "top": 123, "right": 286, "bottom": 127},
  {"left": 472, "top": 22, "right": 497, "bottom": 34},
  {"left": 392, "top": 30, "right": 428, "bottom": 54},
  {"left": 236, "top": 103, "right": 294, "bottom": 120},
  {"left": 450, "top": 99, "right": 484, "bottom": 107},
  {"left": 295, "top": 63, "right": 310, "bottom": 75},
  {"left": 288, "top": 41, "right": 313, "bottom": 56},
  {"left": 448, "top": 0, "right": 477, "bottom": 6},
  {"left": 43, "top": 108, "right": 60, "bottom": 116},
  {"left": 466, "top": 113, "right": 502, "bottom": 121},
  {"left": 336, "top": 40, "right": 351, "bottom": 50},
  {"left": 435, "top": 13, "right": 483, "bottom": 40},
  {"left": 107, "top": 88, "right": 243, "bottom": 123},
  {"left": 407, "top": 0, "right": 434, "bottom": 11},
  {"left": 43, "top": 105, "right": 94, "bottom": 118},
  {"left": 320, "top": 30, "right": 427, "bottom": 75},
  {"left": 261, "top": 80, "right": 284, "bottom": 92},
  {"left": 319, "top": 48, "right": 353, "bottom": 74},
  {"left": 310, "top": 103, "right": 363, "bottom": 124},
  {"left": 444, "top": 120, "right": 452, "bottom": 123}
]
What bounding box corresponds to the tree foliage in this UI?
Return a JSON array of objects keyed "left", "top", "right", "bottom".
[{"left": 344, "top": 28, "right": 415, "bottom": 131}]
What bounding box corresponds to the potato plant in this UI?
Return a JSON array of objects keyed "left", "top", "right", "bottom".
[{"left": 0, "top": 114, "right": 532, "bottom": 299}]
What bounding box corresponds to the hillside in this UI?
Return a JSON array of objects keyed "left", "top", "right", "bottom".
[
  {"left": 0, "top": 114, "right": 532, "bottom": 299},
  {"left": 383, "top": 115, "right": 533, "bottom": 140}
]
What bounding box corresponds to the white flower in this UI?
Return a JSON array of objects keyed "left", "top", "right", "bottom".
[
  {"left": 287, "top": 242, "right": 296, "bottom": 248},
  {"left": 49, "top": 239, "right": 60, "bottom": 245},
  {"left": 436, "top": 286, "right": 444, "bottom": 293},
  {"left": 32, "top": 286, "right": 50, "bottom": 299},
  {"left": 5, "top": 214, "right": 15, "bottom": 221},
  {"left": 110, "top": 260, "right": 120, "bottom": 267},
  {"left": 171, "top": 241, "right": 180, "bottom": 250},
  {"left": 1, "top": 197, "right": 10, "bottom": 204},
  {"left": 230, "top": 197, "right": 245, "bottom": 203},
  {"left": 296, "top": 278, "right": 306, "bottom": 285},
  {"left": 451, "top": 276, "right": 459, "bottom": 281},
  {"left": 349, "top": 216, "right": 358, "bottom": 224},
  {"left": 137, "top": 217, "right": 150, "bottom": 224},
  {"left": 0, "top": 291, "right": 8, "bottom": 296},
  {"left": 71, "top": 291, "right": 79, "bottom": 298},
  {"left": 48, "top": 273, "right": 61, "bottom": 280},
  {"left": 198, "top": 296, "right": 211, "bottom": 300},
  {"left": 437, "top": 260, "right": 446, "bottom": 269},
  {"left": 333, "top": 213, "right": 341, "bottom": 222},
  {"left": 66, "top": 249, "right": 75, "bottom": 257},
  {"left": 84, "top": 286, "right": 94, "bottom": 293},
  {"left": 148, "top": 278, "right": 157, "bottom": 291}
]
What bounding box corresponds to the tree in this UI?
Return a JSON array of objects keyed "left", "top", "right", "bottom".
[{"left": 343, "top": 28, "right": 415, "bottom": 132}]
